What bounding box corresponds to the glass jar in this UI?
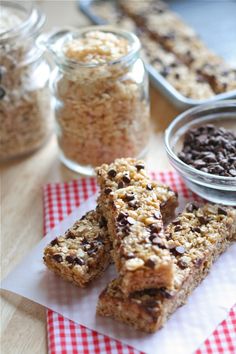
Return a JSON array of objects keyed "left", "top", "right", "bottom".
[
  {"left": 0, "top": 1, "right": 52, "bottom": 161},
  {"left": 46, "top": 26, "right": 150, "bottom": 175}
]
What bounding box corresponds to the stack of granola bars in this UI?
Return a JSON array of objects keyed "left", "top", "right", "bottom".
[{"left": 44, "top": 158, "right": 236, "bottom": 332}]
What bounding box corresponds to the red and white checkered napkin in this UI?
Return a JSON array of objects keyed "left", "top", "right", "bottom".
[{"left": 43, "top": 171, "right": 236, "bottom": 354}]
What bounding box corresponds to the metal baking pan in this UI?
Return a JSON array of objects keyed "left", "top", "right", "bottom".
[{"left": 78, "top": 0, "right": 236, "bottom": 110}]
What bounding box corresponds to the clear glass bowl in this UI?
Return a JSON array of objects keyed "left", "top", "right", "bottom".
[{"left": 164, "top": 100, "right": 236, "bottom": 206}]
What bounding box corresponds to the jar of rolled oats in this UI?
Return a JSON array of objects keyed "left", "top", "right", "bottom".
[
  {"left": 0, "top": 1, "right": 52, "bottom": 161},
  {"left": 46, "top": 26, "right": 150, "bottom": 175}
]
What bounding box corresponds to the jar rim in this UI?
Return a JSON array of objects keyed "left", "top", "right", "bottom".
[
  {"left": 44, "top": 25, "right": 141, "bottom": 69},
  {"left": 0, "top": 0, "right": 45, "bottom": 43}
]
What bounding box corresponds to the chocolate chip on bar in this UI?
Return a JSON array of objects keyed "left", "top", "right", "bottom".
[
  {"left": 97, "top": 203, "right": 236, "bottom": 332},
  {"left": 43, "top": 210, "right": 112, "bottom": 287}
]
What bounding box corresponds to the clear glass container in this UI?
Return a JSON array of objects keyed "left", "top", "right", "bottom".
[
  {"left": 45, "top": 26, "right": 150, "bottom": 176},
  {"left": 165, "top": 100, "right": 236, "bottom": 206},
  {"left": 0, "top": 1, "right": 52, "bottom": 161}
]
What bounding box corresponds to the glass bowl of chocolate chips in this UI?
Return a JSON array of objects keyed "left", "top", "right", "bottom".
[{"left": 165, "top": 100, "right": 236, "bottom": 205}]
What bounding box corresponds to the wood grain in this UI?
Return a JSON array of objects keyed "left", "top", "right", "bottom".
[{"left": 0, "top": 2, "right": 181, "bottom": 353}]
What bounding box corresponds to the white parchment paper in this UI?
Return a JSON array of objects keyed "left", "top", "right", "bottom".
[{"left": 1, "top": 195, "right": 236, "bottom": 354}]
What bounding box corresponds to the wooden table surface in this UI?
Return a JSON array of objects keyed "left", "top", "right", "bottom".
[{"left": 0, "top": 2, "right": 180, "bottom": 353}]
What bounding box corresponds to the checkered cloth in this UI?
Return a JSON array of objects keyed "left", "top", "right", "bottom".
[{"left": 43, "top": 171, "right": 236, "bottom": 354}]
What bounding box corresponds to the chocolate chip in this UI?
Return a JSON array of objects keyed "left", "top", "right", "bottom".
[
  {"left": 118, "top": 218, "right": 129, "bottom": 226},
  {"left": 193, "top": 159, "right": 206, "bottom": 168},
  {"left": 126, "top": 252, "right": 135, "bottom": 259},
  {"left": 146, "top": 183, "right": 153, "bottom": 191},
  {"left": 73, "top": 257, "right": 85, "bottom": 265},
  {"left": 163, "top": 32, "right": 175, "bottom": 40},
  {"left": 81, "top": 237, "right": 89, "bottom": 245},
  {"left": 127, "top": 216, "right": 136, "bottom": 225},
  {"left": 86, "top": 247, "right": 98, "bottom": 256},
  {"left": 135, "top": 163, "right": 145, "bottom": 171},
  {"left": 104, "top": 187, "right": 112, "bottom": 195},
  {"left": 128, "top": 200, "right": 139, "bottom": 209},
  {"left": 122, "top": 226, "right": 130, "bottom": 236},
  {"left": 153, "top": 211, "right": 161, "bottom": 219},
  {"left": 122, "top": 174, "right": 131, "bottom": 184},
  {"left": 218, "top": 207, "right": 227, "bottom": 216},
  {"left": 177, "top": 259, "right": 188, "bottom": 269},
  {"left": 171, "top": 246, "right": 185, "bottom": 255},
  {"left": 150, "top": 236, "right": 166, "bottom": 248},
  {"left": 117, "top": 211, "right": 128, "bottom": 221},
  {"left": 65, "top": 255, "right": 74, "bottom": 263},
  {"left": 175, "top": 73, "right": 180, "bottom": 79},
  {"left": 192, "top": 227, "right": 201, "bottom": 233},
  {"left": 160, "top": 67, "right": 171, "bottom": 77},
  {"left": 149, "top": 234, "right": 158, "bottom": 242},
  {"left": 174, "top": 225, "right": 182, "bottom": 232},
  {"left": 53, "top": 254, "right": 63, "bottom": 263},
  {"left": 166, "top": 232, "right": 172, "bottom": 240},
  {"left": 118, "top": 181, "right": 124, "bottom": 189},
  {"left": 229, "top": 169, "right": 236, "bottom": 177},
  {"left": 124, "top": 193, "right": 135, "bottom": 201},
  {"left": 50, "top": 238, "right": 59, "bottom": 246},
  {"left": 150, "top": 224, "right": 162, "bottom": 233},
  {"left": 66, "top": 230, "right": 75, "bottom": 239},
  {"left": 172, "top": 219, "right": 180, "bottom": 226},
  {"left": 186, "top": 203, "right": 198, "bottom": 213},
  {"left": 0, "top": 87, "right": 5, "bottom": 100},
  {"left": 145, "top": 259, "right": 156, "bottom": 268},
  {"left": 198, "top": 216, "right": 208, "bottom": 225},
  {"left": 108, "top": 169, "right": 116, "bottom": 178},
  {"left": 99, "top": 216, "right": 107, "bottom": 228}
]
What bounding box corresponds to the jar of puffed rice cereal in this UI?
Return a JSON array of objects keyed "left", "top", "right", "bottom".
[
  {"left": 46, "top": 26, "right": 150, "bottom": 175},
  {"left": 0, "top": 1, "right": 52, "bottom": 161}
]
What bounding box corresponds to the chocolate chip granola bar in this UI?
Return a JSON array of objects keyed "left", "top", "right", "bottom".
[
  {"left": 97, "top": 203, "right": 236, "bottom": 332},
  {"left": 43, "top": 210, "right": 111, "bottom": 287},
  {"left": 96, "top": 158, "right": 178, "bottom": 294},
  {"left": 120, "top": 0, "right": 236, "bottom": 95},
  {"left": 103, "top": 185, "right": 174, "bottom": 294},
  {"left": 140, "top": 33, "right": 214, "bottom": 99}
]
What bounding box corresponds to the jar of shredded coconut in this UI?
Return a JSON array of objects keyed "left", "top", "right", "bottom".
[
  {"left": 0, "top": 1, "right": 52, "bottom": 161},
  {"left": 46, "top": 26, "right": 150, "bottom": 175}
]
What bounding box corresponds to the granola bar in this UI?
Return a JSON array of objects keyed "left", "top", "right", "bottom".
[
  {"left": 191, "top": 53, "right": 236, "bottom": 93},
  {"left": 120, "top": 0, "right": 236, "bottom": 95},
  {"left": 103, "top": 185, "right": 174, "bottom": 294},
  {"left": 96, "top": 158, "right": 178, "bottom": 294},
  {"left": 140, "top": 33, "right": 214, "bottom": 99},
  {"left": 96, "top": 158, "right": 178, "bottom": 222},
  {"left": 97, "top": 203, "right": 236, "bottom": 332},
  {"left": 43, "top": 210, "right": 111, "bottom": 287}
]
